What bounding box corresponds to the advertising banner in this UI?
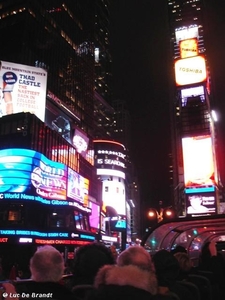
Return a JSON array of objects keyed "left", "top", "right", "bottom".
[
  {"left": 175, "top": 56, "right": 207, "bottom": 86},
  {"left": 0, "top": 148, "right": 67, "bottom": 201},
  {"left": 0, "top": 60, "right": 47, "bottom": 121},
  {"left": 67, "top": 167, "right": 89, "bottom": 205},
  {"left": 182, "top": 136, "right": 215, "bottom": 188},
  {"left": 179, "top": 38, "right": 198, "bottom": 58},
  {"left": 186, "top": 192, "right": 216, "bottom": 216}
]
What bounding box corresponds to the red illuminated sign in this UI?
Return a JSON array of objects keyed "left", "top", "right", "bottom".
[{"left": 35, "top": 239, "right": 91, "bottom": 245}]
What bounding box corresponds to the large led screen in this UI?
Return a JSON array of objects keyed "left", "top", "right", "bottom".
[
  {"left": 0, "top": 148, "right": 67, "bottom": 201},
  {"left": 94, "top": 140, "right": 126, "bottom": 173},
  {"left": 102, "top": 180, "right": 126, "bottom": 215},
  {"left": 175, "top": 56, "right": 207, "bottom": 86},
  {"left": 179, "top": 38, "right": 198, "bottom": 58},
  {"left": 181, "top": 86, "right": 205, "bottom": 106},
  {"left": 182, "top": 136, "right": 215, "bottom": 188},
  {"left": 175, "top": 25, "right": 199, "bottom": 44},
  {"left": 0, "top": 60, "right": 47, "bottom": 121},
  {"left": 67, "top": 168, "right": 89, "bottom": 205},
  {"left": 186, "top": 192, "right": 216, "bottom": 216}
]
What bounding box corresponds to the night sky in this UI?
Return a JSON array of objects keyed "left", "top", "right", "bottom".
[
  {"left": 111, "top": 0, "right": 173, "bottom": 213},
  {"left": 110, "top": 0, "right": 225, "bottom": 223}
]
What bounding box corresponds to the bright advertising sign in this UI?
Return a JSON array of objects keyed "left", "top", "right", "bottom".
[
  {"left": 67, "top": 168, "right": 89, "bottom": 205},
  {"left": 175, "top": 56, "right": 207, "bottom": 86},
  {"left": 179, "top": 38, "right": 198, "bottom": 58},
  {"left": 0, "top": 149, "right": 90, "bottom": 210},
  {"left": 175, "top": 25, "right": 199, "bottom": 44},
  {"left": 89, "top": 201, "right": 100, "bottom": 229},
  {"left": 0, "top": 148, "right": 67, "bottom": 201},
  {"left": 0, "top": 60, "right": 47, "bottom": 121},
  {"left": 186, "top": 192, "right": 216, "bottom": 216},
  {"left": 182, "top": 136, "right": 215, "bottom": 188},
  {"left": 94, "top": 140, "right": 126, "bottom": 173},
  {"left": 102, "top": 180, "right": 126, "bottom": 215}
]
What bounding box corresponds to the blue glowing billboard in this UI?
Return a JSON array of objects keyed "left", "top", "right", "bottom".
[{"left": 0, "top": 148, "right": 67, "bottom": 201}]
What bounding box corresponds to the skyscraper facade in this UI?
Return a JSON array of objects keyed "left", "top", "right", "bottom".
[{"left": 167, "top": 0, "right": 220, "bottom": 216}]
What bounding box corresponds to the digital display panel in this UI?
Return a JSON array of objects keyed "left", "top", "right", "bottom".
[
  {"left": 0, "top": 148, "right": 67, "bottom": 201},
  {"left": 89, "top": 201, "right": 100, "bottom": 229},
  {"left": 181, "top": 86, "right": 205, "bottom": 106},
  {"left": 0, "top": 60, "right": 47, "bottom": 121},
  {"left": 175, "top": 56, "right": 207, "bottom": 86},
  {"left": 179, "top": 38, "right": 198, "bottom": 58},
  {"left": 182, "top": 136, "right": 215, "bottom": 188},
  {"left": 73, "top": 128, "right": 89, "bottom": 157},
  {"left": 175, "top": 25, "right": 199, "bottom": 44},
  {"left": 94, "top": 140, "right": 126, "bottom": 173},
  {"left": 102, "top": 180, "right": 126, "bottom": 215},
  {"left": 67, "top": 167, "right": 89, "bottom": 205},
  {"left": 186, "top": 192, "right": 216, "bottom": 216}
]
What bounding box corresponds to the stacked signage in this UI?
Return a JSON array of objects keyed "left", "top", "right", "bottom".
[{"left": 174, "top": 26, "right": 217, "bottom": 216}]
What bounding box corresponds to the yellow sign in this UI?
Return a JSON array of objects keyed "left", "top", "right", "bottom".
[{"left": 180, "top": 38, "right": 198, "bottom": 58}]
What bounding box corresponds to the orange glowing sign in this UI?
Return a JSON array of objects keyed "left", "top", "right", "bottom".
[
  {"left": 182, "top": 136, "right": 215, "bottom": 188},
  {"left": 175, "top": 56, "right": 207, "bottom": 86},
  {"left": 179, "top": 38, "right": 198, "bottom": 58}
]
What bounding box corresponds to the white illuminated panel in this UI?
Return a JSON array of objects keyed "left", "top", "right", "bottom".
[
  {"left": 97, "top": 168, "right": 125, "bottom": 179},
  {"left": 175, "top": 56, "right": 207, "bottom": 86},
  {"left": 102, "top": 180, "right": 126, "bottom": 215},
  {"left": 0, "top": 60, "right": 47, "bottom": 121},
  {"left": 175, "top": 25, "right": 199, "bottom": 44}
]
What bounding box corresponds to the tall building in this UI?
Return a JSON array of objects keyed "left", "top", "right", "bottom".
[
  {"left": 0, "top": 0, "right": 105, "bottom": 265},
  {"left": 167, "top": 0, "right": 221, "bottom": 216}
]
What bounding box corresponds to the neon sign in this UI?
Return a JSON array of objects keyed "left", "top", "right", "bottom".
[
  {"left": 0, "top": 149, "right": 90, "bottom": 211},
  {"left": 35, "top": 239, "right": 91, "bottom": 245}
]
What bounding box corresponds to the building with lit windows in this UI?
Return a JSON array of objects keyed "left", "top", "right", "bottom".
[
  {"left": 0, "top": 0, "right": 102, "bottom": 267},
  {"left": 167, "top": 0, "right": 221, "bottom": 216}
]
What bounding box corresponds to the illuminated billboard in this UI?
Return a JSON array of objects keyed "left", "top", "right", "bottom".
[
  {"left": 0, "top": 60, "right": 47, "bottom": 121},
  {"left": 89, "top": 201, "right": 100, "bottom": 229},
  {"left": 0, "top": 149, "right": 90, "bottom": 211},
  {"left": 94, "top": 140, "right": 126, "bottom": 216},
  {"left": 175, "top": 56, "right": 207, "bottom": 86},
  {"left": 67, "top": 168, "right": 89, "bottom": 205},
  {"left": 181, "top": 86, "right": 205, "bottom": 106},
  {"left": 102, "top": 180, "right": 126, "bottom": 215},
  {"left": 45, "top": 99, "right": 90, "bottom": 162},
  {"left": 73, "top": 128, "right": 89, "bottom": 158},
  {"left": 179, "top": 38, "right": 198, "bottom": 58},
  {"left": 186, "top": 193, "right": 216, "bottom": 216},
  {"left": 94, "top": 139, "right": 126, "bottom": 173},
  {"left": 0, "top": 148, "right": 67, "bottom": 201},
  {"left": 182, "top": 136, "right": 215, "bottom": 188},
  {"left": 175, "top": 25, "right": 199, "bottom": 44}
]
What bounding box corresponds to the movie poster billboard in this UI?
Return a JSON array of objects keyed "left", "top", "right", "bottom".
[{"left": 0, "top": 60, "right": 47, "bottom": 121}]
